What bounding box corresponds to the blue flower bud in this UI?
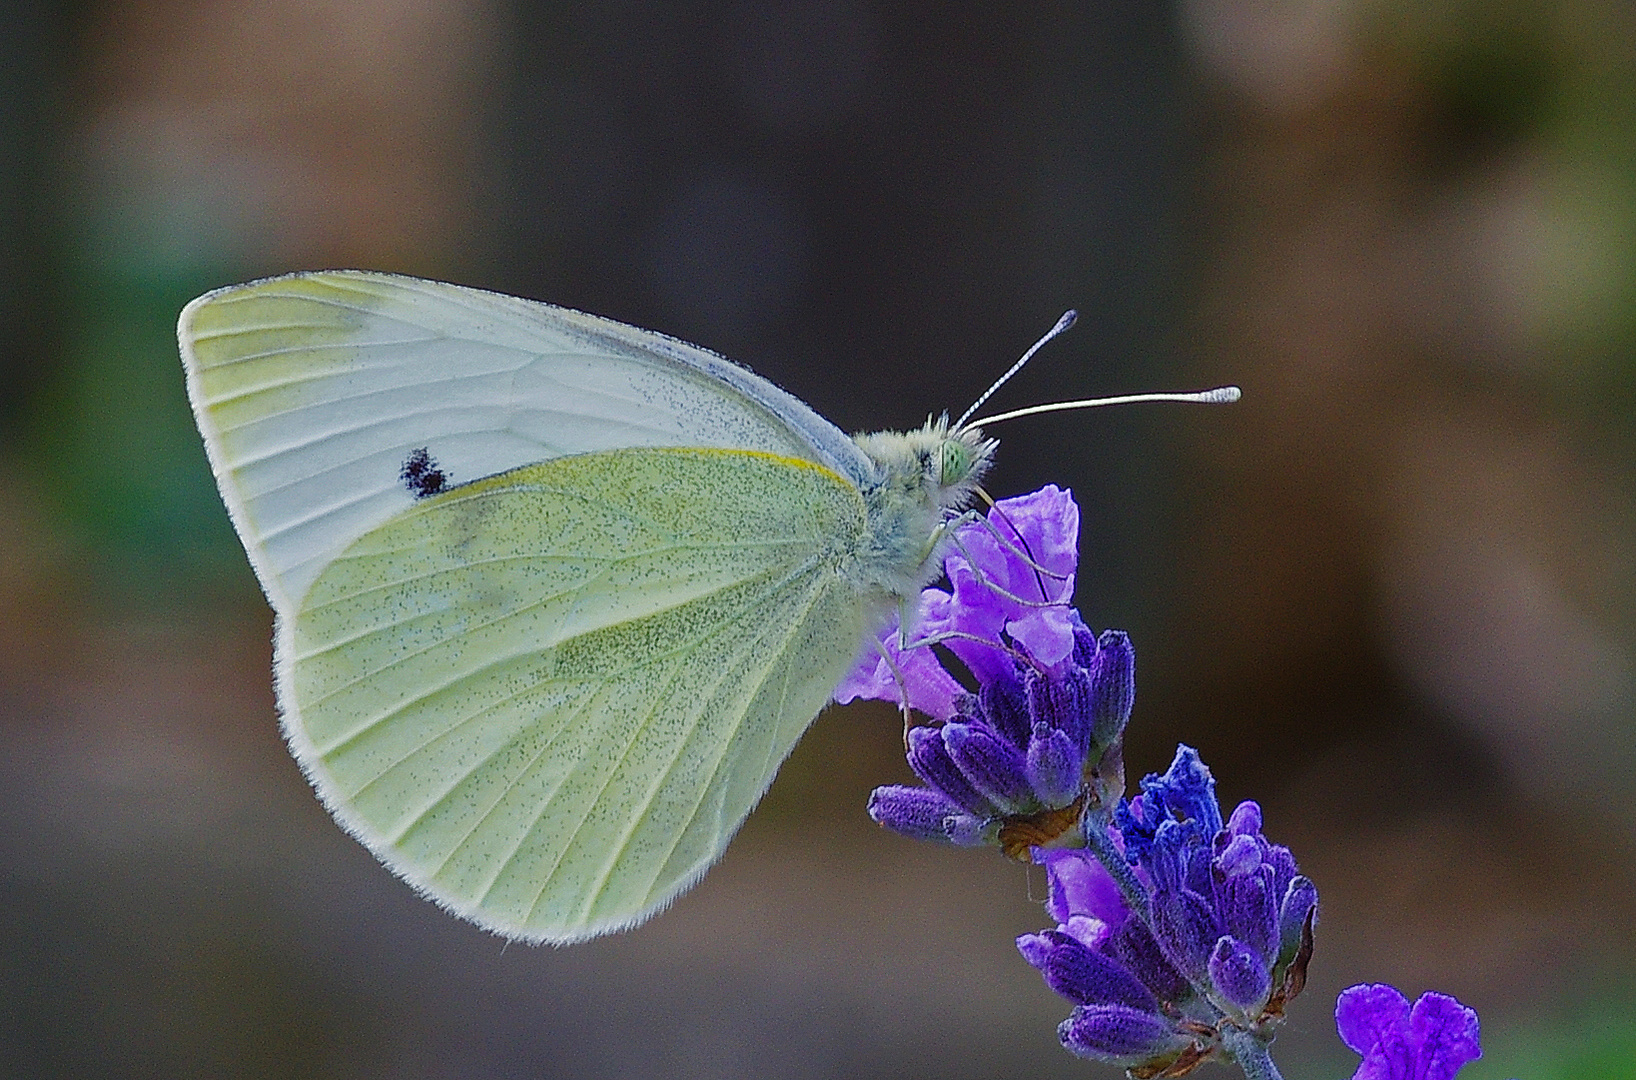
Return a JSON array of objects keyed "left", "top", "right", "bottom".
[
  {"left": 1277, "top": 875, "right": 1318, "bottom": 965},
  {"left": 906, "top": 725, "right": 995, "bottom": 816},
  {"left": 1153, "top": 745, "right": 1222, "bottom": 837},
  {"left": 942, "top": 721, "right": 1033, "bottom": 814},
  {"left": 1208, "top": 935, "right": 1272, "bottom": 1014},
  {"left": 866, "top": 785, "right": 964, "bottom": 843},
  {"left": 1147, "top": 818, "right": 1199, "bottom": 893},
  {"left": 1026, "top": 666, "right": 1094, "bottom": 754},
  {"left": 1152, "top": 888, "right": 1221, "bottom": 981},
  {"left": 977, "top": 676, "right": 1031, "bottom": 749},
  {"left": 1026, "top": 722, "right": 1080, "bottom": 807},
  {"left": 1086, "top": 630, "right": 1135, "bottom": 748},
  {"left": 1058, "top": 1004, "right": 1191, "bottom": 1066},
  {"left": 1023, "top": 930, "right": 1159, "bottom": 1012}
]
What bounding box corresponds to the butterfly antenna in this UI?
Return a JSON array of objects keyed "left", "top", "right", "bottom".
[
  {"left": 970, "top": 385, "right": 1241, "bottom": 428},
  {"left": 953, "top": 310, "right": 1078, "bottom": 432}
]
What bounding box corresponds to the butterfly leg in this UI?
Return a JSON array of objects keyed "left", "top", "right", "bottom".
[{"left": 870, "top": 629, "right": 919, "bottom": 749}]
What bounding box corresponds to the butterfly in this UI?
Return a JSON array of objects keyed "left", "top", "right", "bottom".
[{"left": 179, "top": 270, "right": 1234, "bottom": 943}]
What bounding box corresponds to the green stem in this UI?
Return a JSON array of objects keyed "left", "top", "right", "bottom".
[{"left": 1220, "top": 1027, "right": 1284, "bottom": 1080}]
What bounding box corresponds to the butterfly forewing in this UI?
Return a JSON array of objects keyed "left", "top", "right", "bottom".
[
  {"left": 281, "top": 448, "right": 880, "bottom": 941},
  {"left": 180, "top": 270, "right": 873, "bottom": 611}
]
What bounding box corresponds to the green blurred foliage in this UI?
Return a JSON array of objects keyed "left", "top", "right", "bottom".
[
  {"left": 1384, "top": 0, "right": 1636, "bottom": 407},
  {"left": 22, "top": 187, "right": 258, "bottom": 607},
  {"left": 1467, "top": 991, "right": 1636, "bottom": 1079}
]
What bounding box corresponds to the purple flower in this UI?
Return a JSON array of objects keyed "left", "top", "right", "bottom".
[
  {"left": 833, "top": 590, "right": 966, "bottom": 720},
  {"left": 1017, "top": 844, "right": 1199, "bottom": 1072},
  {"left": 1336, "top": 984, "right": 1482, "bottom": 1080},
  {"left": 837, "top": 486, "right": 1081, "bottom": 706},
  {"left": 847, "top": 485, "right": 1328, "bottom": 1076},
  {"left": 1114, "top": 746, "right": 1317, "bottom": 1021},
  {"left": 1038, "top": 846, "right": 1129, "bottom": 931},
  {"left": 937, "top": 485, "right": 1080, "bottom": 679},
  {"left": 857, "top": 488, "right": 1137, "bottom": 853}
]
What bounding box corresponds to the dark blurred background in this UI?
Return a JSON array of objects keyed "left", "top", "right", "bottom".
[{"left": 2, "top": 1, "right": 1633, "bottom": 1077}]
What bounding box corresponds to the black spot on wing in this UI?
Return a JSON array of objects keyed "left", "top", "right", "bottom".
[{"left": 401, "top": 447, "right": 448, "bottom": 498}]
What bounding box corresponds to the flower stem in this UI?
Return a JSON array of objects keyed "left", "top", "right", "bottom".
[
  {"left": 1080, "top": 809, "right": 1151, "bottom": 924},
  {"left": 1220, "top": 1026, "right": 1284, "bottom": 1080}
]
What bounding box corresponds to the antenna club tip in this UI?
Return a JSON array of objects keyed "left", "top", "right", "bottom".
[
  {"left": 1056, "top": 309, "right": 1078, "bottom": 332},
  {"left": 1211, "top": 385, "right": 1242, "bottom": 403}
]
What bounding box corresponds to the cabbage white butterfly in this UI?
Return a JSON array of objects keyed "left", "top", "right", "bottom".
[{"left": 179, "top": 270, "right": 1234, "bottom": 943}]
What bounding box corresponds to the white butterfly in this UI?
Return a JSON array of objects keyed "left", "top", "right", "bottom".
[{"left": 180, "top": 270, "right": 1234, "bottom": 943}]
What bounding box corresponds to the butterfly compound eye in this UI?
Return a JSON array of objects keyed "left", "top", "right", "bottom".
[{"left": 939, "top": 438, "right": 972, "bottom": 487}]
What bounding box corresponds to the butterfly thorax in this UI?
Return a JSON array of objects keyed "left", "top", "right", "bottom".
[{"left": 847, "top": 418, "right": 995, "bottom": 600}]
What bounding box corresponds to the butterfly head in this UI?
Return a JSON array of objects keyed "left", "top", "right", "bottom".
[{"left": 853, "top": 415, "right": 995, "bottom": 513}]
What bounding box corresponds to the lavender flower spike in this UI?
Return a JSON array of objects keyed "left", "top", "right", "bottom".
[
  {"left": 851, "top": 485, "right": 1324, "bottom": 1078},
  {"left": 1336, "top": 984, "right": 1483, "bottom": 1080},
  {"left": 855, "top": 488, "right": 1136, "bottom": 856}
]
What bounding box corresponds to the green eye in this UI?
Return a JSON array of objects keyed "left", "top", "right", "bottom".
[{"left": 939, "top": 440, "right": 971, "bottom": 486}]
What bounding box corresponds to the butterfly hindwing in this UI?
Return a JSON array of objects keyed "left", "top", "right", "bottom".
[{"left": 280, "top": 447, "right": 881, "bottom": 941}]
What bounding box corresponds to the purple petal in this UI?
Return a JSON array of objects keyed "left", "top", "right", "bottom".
[
  {"left": 1009, "top": 605, "right": 1078, "bottom": 668},
  {"left": 977, "top": 485, "right": 1080, "bottom": 597},
  {"left": 1060, "top": 914, "right": 1113, "bottom": 950},
  {"left": 834, "top": 604, "right": 965, "bottom": 719},
  {"left": 1336, "top": 983, "right": 1411, "bottom": 1057},
  {"left": 832, "top": 647, "right": 894, "bottom": 707},
  {"left": 906, "top": 581, "right": 1020, "bottom": 692},
  {"left": 1059, "top": 1004, "right": 1189, "bottom": 1064},
  {"left": 942, "top": 486, "right": 1081, "bottom": 673},
  {"left": 1037, "top": 848, "right": 1129, "bottom": 927},
  {"left": 1407, "top": 991, "right": 1482, "bottom": 1080}
]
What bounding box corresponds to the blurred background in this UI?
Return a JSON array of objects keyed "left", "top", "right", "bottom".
[{"left": 1, "top": 0, "right": 1632, "bottom": 1076}]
